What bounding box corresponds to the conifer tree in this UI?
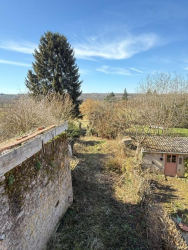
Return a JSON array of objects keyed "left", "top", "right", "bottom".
[
  {"left": 105, "top": 92, "right": 116, "bottom": 102},
  {"left": 25, "top": 31, "right": 82, "bottom": 116},
  {"left": 122, "top": 88, "right": 128, "bottom": 100}
]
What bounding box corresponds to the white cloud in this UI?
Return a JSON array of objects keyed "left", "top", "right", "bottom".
[
  {"left": 130, "top": 67, "right": 142, "bottom": 73},
  {"left": 0, "top": 40, "right": 37, "bottom": 54},
  {"left": 74, "top": 33, "right": 159, "bottom": 60},
  {"left": 184, "top": 66, "right": 188, "bottom": 70},
  {"left": 0, "top": 59, "right": 31, "bottom": 67},
  {"left": 97, "top": 65, "right": 131, "bottom": 75}
]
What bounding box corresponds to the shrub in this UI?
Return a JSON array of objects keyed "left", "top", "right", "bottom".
[
  {"left": 67, "top": 122, "right": 81, "bottom": 140},
  {"left": 184, "top": 158, "right": 188, "bottom": 178},
  {"left": 0, "top": 93, "right": 74, "bottom": 142},
  {"left": 80, "top": 99, "right": 119, "bottom": 139}
]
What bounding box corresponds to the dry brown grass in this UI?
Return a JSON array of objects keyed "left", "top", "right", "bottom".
[
  {"left": 0, "top": 93, "right": 74, "bottom": 142},
  {"left": 145, "top": 204, "right": 187, "bottom": 250},
  {"left": 102, "top": 138, "right": 187, "bottom": 249},
  {"left": 102, "top": 138, "right": 152, "bottom": 205},
  {"left": 47, "top": 136, "right": 151, "bottom": 249},
  {"left": 114, "top": 170, "right": 152, "bottom": 206}
]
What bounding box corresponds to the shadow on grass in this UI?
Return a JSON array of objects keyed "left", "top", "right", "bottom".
[
  {"left": 171, "top": 208, "right": 188, "bottom": 223},
  {"left": 47, "top": 139, "right": 178, "bottom": 250},
  {"left": 150, "top": 180, "right": 179, "bottom": 203},
  {"left": 76, "top": 138, "right": 105, "bottom": 147}
]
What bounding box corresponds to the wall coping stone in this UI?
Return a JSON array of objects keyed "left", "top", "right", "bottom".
[{"left": 0, "top": 122, "right": 68, "bottom": 176}]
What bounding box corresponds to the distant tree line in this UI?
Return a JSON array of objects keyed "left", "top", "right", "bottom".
[{"left": 105, "top": 88, "right": 129, "bottom": 102}]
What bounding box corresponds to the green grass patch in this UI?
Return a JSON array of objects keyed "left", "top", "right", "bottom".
[
  {"left": 168, "top": 128, "right": 188, "bottom": 137},
  {"left": 126, "top": 126, "right": 188, "bottom": 137}
]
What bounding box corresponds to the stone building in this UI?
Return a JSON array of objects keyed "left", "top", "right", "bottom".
[{"left": 141, "top": 136, "right": 188, "bottom": 177}]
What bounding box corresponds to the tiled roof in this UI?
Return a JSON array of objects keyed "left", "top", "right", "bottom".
[{"left": 141, "top": 136, "right": 188, "bottom": 153}]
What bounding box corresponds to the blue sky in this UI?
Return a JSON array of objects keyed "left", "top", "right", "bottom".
[{"left": 0, "top": 0, "right": 188, "bottom": 94}]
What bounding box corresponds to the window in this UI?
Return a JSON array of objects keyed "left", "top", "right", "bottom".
[
  {"left": 166, "top": 155, "right": 177, "bottom": 163},
  {"left": 172, "top": 155, "right": 176, "bottom": 163},
  {"left": 167, "top": 155, "right": 171, "bottom": 163}
]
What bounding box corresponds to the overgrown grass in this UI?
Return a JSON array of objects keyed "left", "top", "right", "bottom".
[
  {"left": 47, "top": 137, "right": 151, "bottom": 249},
  {"left": 144, "top": 204, "right": 188, "bottom": 249},
  {"left": 151, "top": 174, "right": 188, "bottom": 226},
  {"left": 47, "top": 136, "right": 188, "bottom": 249}
]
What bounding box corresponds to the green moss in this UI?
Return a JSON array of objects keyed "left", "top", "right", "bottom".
[
  {"left": 8, "top": 174, "right": 15, "bottom": 185},
  {"left": 47, "top": 132, "right": 67, "bottom": 144},
  {"left": 35, "top": 160, "right": 42, "bottom": 170},
  {"left": 3, "top": 131, "right": 69, "bottom": 217}
]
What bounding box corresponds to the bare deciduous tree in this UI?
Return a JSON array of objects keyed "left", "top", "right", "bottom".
[
  {"left": 112, "top": 72, "right": 188, "bottom": 151},
  {"left": 137, "top": 72, "right": 188, "bottom": 131}
]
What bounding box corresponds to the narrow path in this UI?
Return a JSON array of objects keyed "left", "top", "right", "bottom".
[{"left": 47, "top": 137, "right": 150, "bottom": 250}]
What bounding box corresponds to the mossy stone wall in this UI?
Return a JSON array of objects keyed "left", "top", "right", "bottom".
[{"left": 0, "top": 133, "right": 73, "bottom": 250}]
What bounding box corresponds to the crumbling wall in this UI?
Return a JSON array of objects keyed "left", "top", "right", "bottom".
[{"left": 0, "top": 130, "right": 73, "bottom": 250}]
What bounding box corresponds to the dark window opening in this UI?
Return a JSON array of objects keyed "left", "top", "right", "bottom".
[
  {"left": 172, "top": 155, "right": 176, "bottom": 163},
  {"left": 167, "top": 155, "right": 171, "bottom": 163},
  {"left": 166, "top": 155, "right": 177, "bottom": 163}
]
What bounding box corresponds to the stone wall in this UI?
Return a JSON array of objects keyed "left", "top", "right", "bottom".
[{"left": 0, "top": 132, "right": 73, "bottom": 250}]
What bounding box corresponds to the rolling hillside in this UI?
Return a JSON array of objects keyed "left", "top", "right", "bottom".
[{"left": 0, "top": 93, "right": 136, "bottom": 103}]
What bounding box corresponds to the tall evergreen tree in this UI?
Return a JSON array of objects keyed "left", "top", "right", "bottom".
[
  {"left": 25, "top": 31, "right": 82, "bottom": 116},
  {"left": 122, "top": 88, "right": 128, "bottom": 100}
]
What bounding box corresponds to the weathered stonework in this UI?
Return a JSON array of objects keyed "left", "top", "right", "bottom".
[{"left": 0, "top": 133, "right": 73, "bottom": 250}]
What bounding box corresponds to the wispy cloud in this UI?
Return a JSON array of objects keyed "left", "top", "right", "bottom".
[
  {"left": 0, "top": 40, "right": 37, "bottom": 54},
  {"left": 97, "top": 65, "right": 131, "bottom": 75},
  {"left": 184, "top": 66, "right": 188, "bottom": 70},
  {"left": 0, "top": 59, "right": 31, "bottom": 67},
  {"left": 74, "top": 33, "right": 159, "bottom": 60},
  {"left": 130, "top": 67, "right": 142, "bottom": 73},
  {"left": 79, "top": 68, "right": 92, "bottom": 75}
]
